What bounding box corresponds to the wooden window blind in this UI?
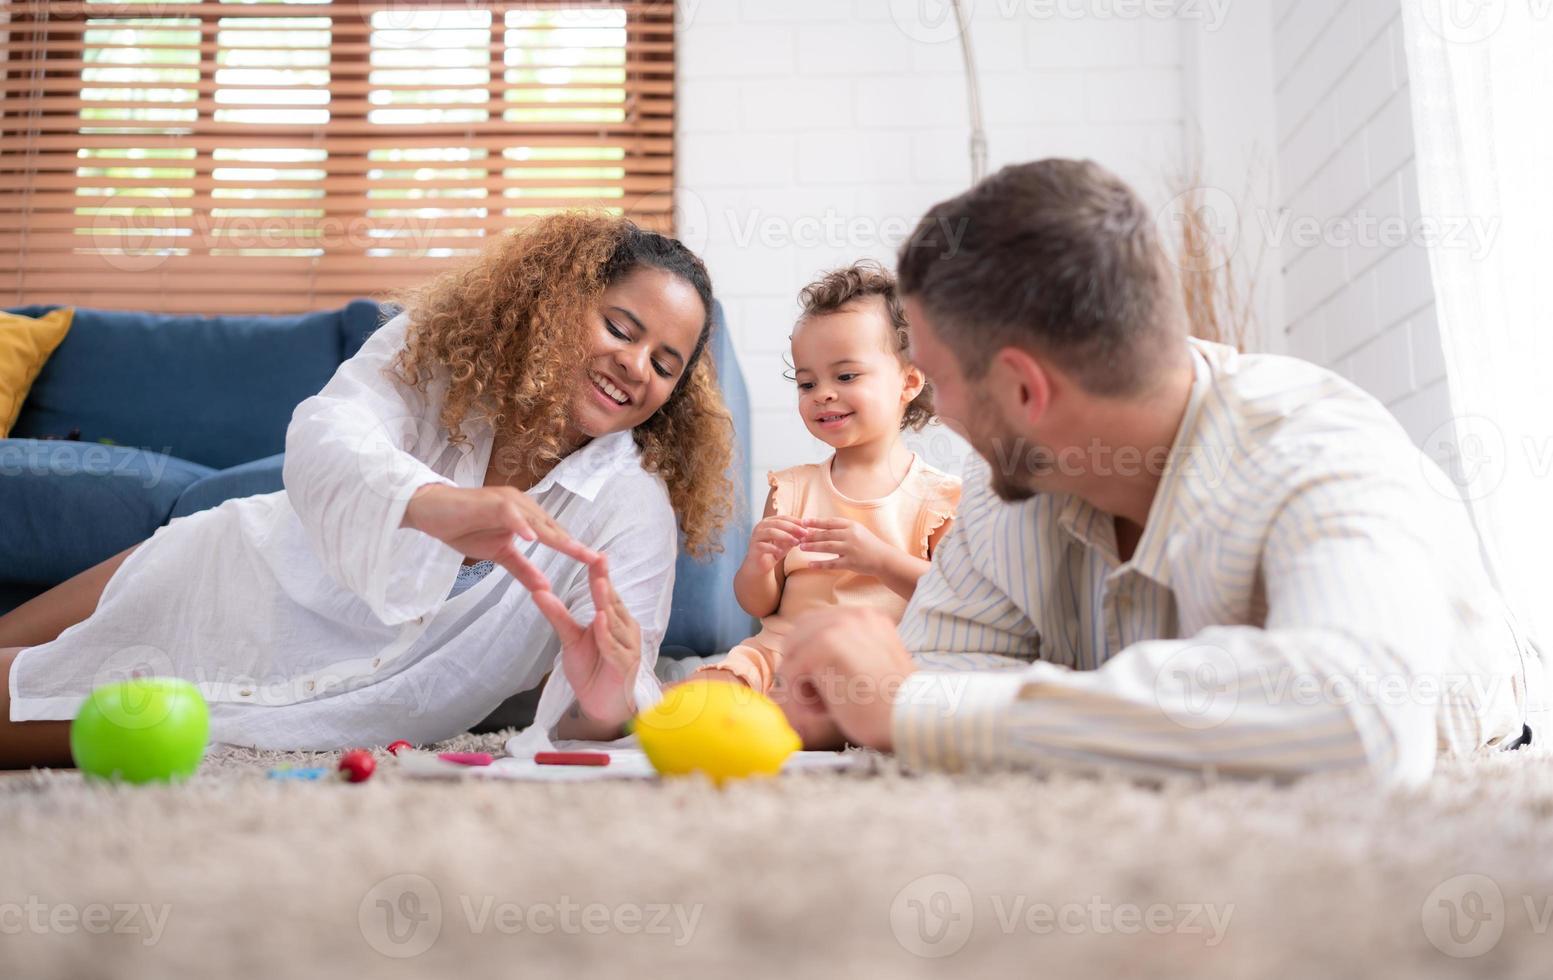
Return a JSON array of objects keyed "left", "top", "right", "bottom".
[{"left": 0, "top": 0, "right": 675, "bottom": 314}]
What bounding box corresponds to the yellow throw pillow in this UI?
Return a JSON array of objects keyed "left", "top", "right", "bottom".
[{"left": 0, "top": 307, "right": 74, "bottom": 437}]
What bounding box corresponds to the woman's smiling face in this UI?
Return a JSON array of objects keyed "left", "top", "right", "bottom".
[{"left": 570, "top": 264, "right": 708, "bottom": 440}]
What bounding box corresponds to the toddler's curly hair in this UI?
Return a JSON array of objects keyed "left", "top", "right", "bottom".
[{"left": 797, "top": 260, "right": 936, "bottom": 431}]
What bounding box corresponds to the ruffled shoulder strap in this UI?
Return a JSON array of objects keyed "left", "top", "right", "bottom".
[
  {"left": 911, "top": 462, "right": 964, "bottom": 558},
  {"left": 766, "top": 463, "right": 821, "bottom": 518}
]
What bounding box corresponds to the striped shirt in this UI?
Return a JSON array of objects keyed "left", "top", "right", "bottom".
[{"left": 892, "top": 339, "right": 1540, "bottom": 785}]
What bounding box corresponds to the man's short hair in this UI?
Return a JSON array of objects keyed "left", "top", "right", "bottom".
[{"left": 897, "top": 158, "right": 1186, "bottom": 397}]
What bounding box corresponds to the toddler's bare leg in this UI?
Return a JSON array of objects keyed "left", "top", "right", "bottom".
[{"left": 692, "top": 641, "right": 779, "bottom": 692}]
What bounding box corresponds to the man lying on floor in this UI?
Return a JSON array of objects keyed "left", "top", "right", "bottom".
[{"left": 775, "top": 159, "right": 1543, "bottom": 785}]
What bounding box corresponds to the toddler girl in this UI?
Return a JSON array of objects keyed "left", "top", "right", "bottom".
[{"left": 698, "top": 262, "right": 961, "bottom": 693}]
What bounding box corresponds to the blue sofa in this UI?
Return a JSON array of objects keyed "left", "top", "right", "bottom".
[{"left": 0, "top": 301, "right": 755, "bottom": 658}]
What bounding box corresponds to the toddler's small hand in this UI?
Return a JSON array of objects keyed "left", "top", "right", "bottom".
[
  {"left": 800, "top": 517, "right": 889, "bottom": 576},
  {"left": 748, "top": 516, "right": 808, "bottom": 573}
]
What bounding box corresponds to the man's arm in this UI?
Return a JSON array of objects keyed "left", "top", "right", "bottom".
[
  {"left": 773, "top": 473, "right": 1045, "bottom": 749},
  {"left": 892, "top": 467, "right": 1452, "bottom": 785},
  {"left": 896, "top": 474, "right": 1043, "bottom": 673}
]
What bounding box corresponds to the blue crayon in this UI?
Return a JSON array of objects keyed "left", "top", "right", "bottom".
[{"left": 267, "top": 766, "right": 329, "bottom": 781}]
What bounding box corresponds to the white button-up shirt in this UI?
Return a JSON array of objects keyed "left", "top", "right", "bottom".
[
  {"left": 9, "top": 314, "right": 673, "bottom": 749},
  {"left": 892, "top": 340, "right": 1543, "bottom": 785}
]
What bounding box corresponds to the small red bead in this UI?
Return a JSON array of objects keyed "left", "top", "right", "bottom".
[
  {"left": 338, "top": 749, "right": 376, "bottom": 783},
  {"left": 385, "top": 740, "right": 414, "bottom": 756}
]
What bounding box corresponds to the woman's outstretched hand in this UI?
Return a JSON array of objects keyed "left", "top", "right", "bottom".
[
  {"left": 533, "top": 554, "right": 642, "bottom": 729},
  {"left": 401, "top": 483, "right": 598, "bottom": 593},
  {"left": 402, "top": 484, "right": 638, "bottom": 729}
]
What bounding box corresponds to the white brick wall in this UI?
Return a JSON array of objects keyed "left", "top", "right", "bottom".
[
  {"left": 677, "top": 0, "right": 1187, "bottom": 513},
  {"left": 1271, "top": 0, "right": 1451, "bottom": 449}
]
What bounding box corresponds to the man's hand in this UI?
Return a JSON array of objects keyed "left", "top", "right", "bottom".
[
  {"left": 774, "top": 607, "right": 917, "bottom": 751},
  {"left": 533, "top": 554, "right": 640, "bottom": 729}
]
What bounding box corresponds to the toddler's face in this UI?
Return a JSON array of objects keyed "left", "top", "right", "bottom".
[{"left": 791, "top": 299, "right": 918, "bottom": 449}]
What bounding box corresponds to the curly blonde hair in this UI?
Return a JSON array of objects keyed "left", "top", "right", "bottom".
[
  {"left": 797, "top": 260, "right": 937, "bottom": 431},
  {"left": 390, "top": 213, "right": 733, "bottom": 557}
]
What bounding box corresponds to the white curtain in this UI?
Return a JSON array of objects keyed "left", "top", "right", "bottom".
[{"left": 1400, "top": 2, "right": 1553, "bottom": 716}]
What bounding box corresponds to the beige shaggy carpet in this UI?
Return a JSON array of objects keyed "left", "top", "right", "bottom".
[{"left": 4, "top": 735, "right": 1553, "bottom": 980}]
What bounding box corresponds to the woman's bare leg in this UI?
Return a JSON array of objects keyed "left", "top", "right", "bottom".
[
  {"left": 0, "top": 647, "right": 73, "bottom": 769},
  {"left": 0, "top": 547, "right": 139, "bottom": 769},
  {"left": 0, "top": 545, "right": 139, "bottom": 649}
]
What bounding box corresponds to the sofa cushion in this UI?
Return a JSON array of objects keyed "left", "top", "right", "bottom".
[
  {"left": 662, "top": 301, "right": 756, "bottom": 656},
  {"left": 171, "top": 452, "right": 285, "bottom": 519},
  {"left": 0, "top": 438, "right": 213, "bottom": 585},
  {"left": 5, "top": 305, "right": 346, "bottom": 470},
  {"left": 1, "top": 307, "right": 74, "bottom": 436},
  {"left": 341, "top": 299, "right": 388, "bottom": 360}
]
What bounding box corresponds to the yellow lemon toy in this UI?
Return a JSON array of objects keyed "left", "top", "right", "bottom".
[{"left": 633, "top": 679, "right": 801, "bottom": 785}]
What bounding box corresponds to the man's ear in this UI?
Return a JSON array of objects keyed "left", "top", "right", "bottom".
[{"left": 988, "top": 346, "right": 1052, "bottom": 427}]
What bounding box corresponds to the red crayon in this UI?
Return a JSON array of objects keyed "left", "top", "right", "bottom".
[{"left": 534, "top": 751, "right": 611, "bottom": 767}]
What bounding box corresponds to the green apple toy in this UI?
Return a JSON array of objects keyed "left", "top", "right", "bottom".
[{"left": 70, "top": 678, "right": 209, "bottom": 783}]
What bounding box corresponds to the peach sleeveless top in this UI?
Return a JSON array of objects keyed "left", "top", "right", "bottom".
[{"left": 707, "top": 454, "right": 961, "bottom": 692}]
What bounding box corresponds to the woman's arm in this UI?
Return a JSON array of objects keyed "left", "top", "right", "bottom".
[
  {"left": 282, "top": 313, "right": 459, "bottom": 624},
  {"left": 555, "top": 691, "right": 630, "bottom": 741},
  {"left": 284, "top": 313, "right": 596, "bottom": 623}
]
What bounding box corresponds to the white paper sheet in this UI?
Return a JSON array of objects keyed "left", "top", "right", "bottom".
[
  {"left": 480, "top": 749, "right": 659, "bottom": 782},
  {"left": 479, "top": 749, "right": 862, "bottom": 782},
  {"left": 394, "top": 745, "right": 859, "bottom": 783}
]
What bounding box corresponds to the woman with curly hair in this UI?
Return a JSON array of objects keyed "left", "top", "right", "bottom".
[{"left": 0, "top": 214, "right": 733, "bottom": 765}]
